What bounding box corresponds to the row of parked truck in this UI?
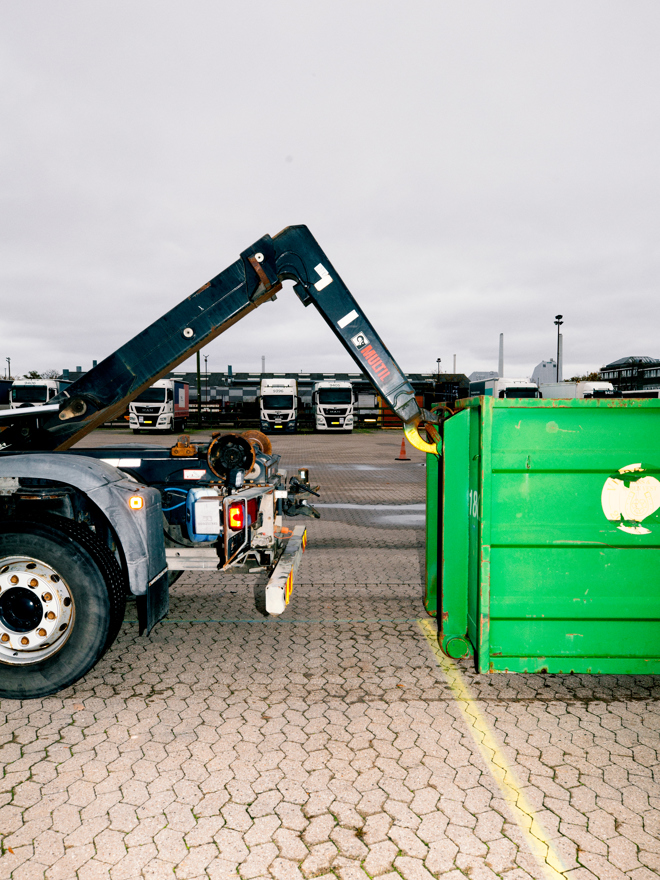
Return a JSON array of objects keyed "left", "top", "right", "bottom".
[
  {"left": 470, "top": 377, "right": 623, "bottom": 399},
  {"left": 6, "top": 375, "right": 359, "bottom": 434},
  {"left": 8, "top": 373, "right": 635, "bottom": 437}
]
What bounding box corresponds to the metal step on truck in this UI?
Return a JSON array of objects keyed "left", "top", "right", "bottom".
[{"left": 0, "top": 225, "right": 437, "bottom": 699}]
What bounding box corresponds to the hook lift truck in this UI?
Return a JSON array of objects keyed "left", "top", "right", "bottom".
[{"left": 0, "top": 226, "right": 438, "bottom": 700}]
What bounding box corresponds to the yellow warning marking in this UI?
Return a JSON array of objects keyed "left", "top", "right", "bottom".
[
  {"left": 285, "top": 572, "right": 293, "bottom": 604},
  {"left": 418, "top": 618, "right": 567, "bottom": 879}
]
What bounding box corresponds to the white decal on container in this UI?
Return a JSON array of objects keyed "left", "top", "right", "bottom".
[{"left": 601, "top": 463, "right": 660, "bottom": 535}]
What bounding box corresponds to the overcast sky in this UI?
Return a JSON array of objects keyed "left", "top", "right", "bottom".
[{"left": 1, "top": 1, "right": 659, "bottom": 382}]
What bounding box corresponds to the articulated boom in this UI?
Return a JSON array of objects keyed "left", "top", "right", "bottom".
[{"left": 0, "top": 226, "right": 437, "bottom": 455}]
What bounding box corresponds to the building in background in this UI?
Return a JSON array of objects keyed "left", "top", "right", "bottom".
[
  {"left": 531, "top": 359, "right": 558, "bottom": 386},
  {"left": 468, "top": 370, "right": 499, "bottom": 396},
  {"left": 599, "top": 356, "right": 660, "bottom": 392}
]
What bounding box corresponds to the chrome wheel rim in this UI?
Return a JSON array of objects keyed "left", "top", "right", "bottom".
[{"left": 0, "top": 556, "right": 75, "bottom": 665}]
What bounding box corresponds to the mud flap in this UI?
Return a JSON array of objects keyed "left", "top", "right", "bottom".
[{"left": 136, "top": 568, "right": 169, "bottom": 635}]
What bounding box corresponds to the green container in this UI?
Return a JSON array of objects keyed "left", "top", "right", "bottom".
[{"left": 426, "top": 397, "right": 660, "bottom": 674}]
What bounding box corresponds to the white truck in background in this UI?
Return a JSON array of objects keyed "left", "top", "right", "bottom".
[
  {"left": 483, "top": 377, "right": 541, "bottom": 399},
  {"left": 259, "top": 378, "right": 298, "bottom": 433},
  {"left": 577, "top": 381, "right": 620, "bottom": 398},
  {"left": 313, "top": 380, "right": 355, "bottom": 432},
  {"left": 10, "top": 378, "right": 69, "bottom": 409},
  {"left": 129, "top": 378, "right": 189, "bottom": 433},
  {"left": 538, "top": 381, "right": 620, "bottom": 399}
]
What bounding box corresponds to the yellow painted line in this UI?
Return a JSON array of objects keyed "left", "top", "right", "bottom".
[{"left": 418, "top": 618, "right": 567, "bottom": 879}]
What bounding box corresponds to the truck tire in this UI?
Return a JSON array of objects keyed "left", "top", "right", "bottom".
[{"left": 0, "top": 517, "right": 126, "bottom": 700}]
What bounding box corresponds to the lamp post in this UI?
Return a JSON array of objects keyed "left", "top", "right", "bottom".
[
  {"left": 196, "top": 351, "right": 202, "bottom": 428},
  {"left": 436, "top": 358, "right": 441, "bottom": 377},
  {"left": 203, "top": 354, "right": 209, "bottom": 425},
  {"left": 6, "top": 357, "right": 10, "bottom": 380},
  {"left": 554, "top": 315, "right": 563, "bottom": 382}
]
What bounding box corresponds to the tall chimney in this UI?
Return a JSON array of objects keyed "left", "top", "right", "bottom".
[
  {"left": 453, "top": 354, "right": 457, "bottom": 373},
  {"left": 498, "top": 334, "right": 504, "bottom": 378},
  {"left": 261, "top": 356, "right": 265, "bottom": 373}
]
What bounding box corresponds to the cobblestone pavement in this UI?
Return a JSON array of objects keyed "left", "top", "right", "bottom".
[{"left": 1, "top": 430, "right": 659, "bottom": 879}]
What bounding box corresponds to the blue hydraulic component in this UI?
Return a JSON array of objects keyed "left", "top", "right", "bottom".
[{"left": 185, "top": 486, "right": 223, "bottom": 543}]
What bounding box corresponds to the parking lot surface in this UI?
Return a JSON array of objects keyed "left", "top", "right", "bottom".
[{"left": 1, "top": 429, "right": 659, "bottom": 879}]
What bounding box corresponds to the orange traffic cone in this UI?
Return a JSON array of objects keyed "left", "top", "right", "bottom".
[{"left": 395, "top": 437, "right": 410, "bottom": 461}]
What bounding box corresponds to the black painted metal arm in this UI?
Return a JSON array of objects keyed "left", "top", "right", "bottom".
[{"left": 0, "top": 226, "right": 436, "bottom": 453}]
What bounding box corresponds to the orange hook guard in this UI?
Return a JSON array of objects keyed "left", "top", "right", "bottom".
[{"left": 403, "top": 416, "right": 440, "bottom": 455}]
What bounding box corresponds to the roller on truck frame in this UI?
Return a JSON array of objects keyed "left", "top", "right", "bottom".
[{"left": 0, "top": 225, "right": 438, "bottom": 700}]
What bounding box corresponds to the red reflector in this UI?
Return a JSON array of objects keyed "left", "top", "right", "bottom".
[{"left": 228, "top": 503, "right": 245, "bottom": 530}]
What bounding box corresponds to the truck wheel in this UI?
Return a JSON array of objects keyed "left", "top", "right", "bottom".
[{"left": 0, "top": 517, "right": 126, "bottom": 700}]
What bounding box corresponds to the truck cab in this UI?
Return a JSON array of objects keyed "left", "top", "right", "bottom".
[
  {"left": 259, "top": 378, "right": 297, "bottom": 434},
  {"left": 10, "top": 378, "right": 60, "bottom": 408},
  {"left": 484, "top": 377, "right": 542, "bottom": 399},
  {"left": 577, "top": 381, "right": 621, "bottom": 399},
  {"left": 313, "top": 380, "right": 355, "bottom": 432},
  {"left": 129, "top": 378, "right": 189, "bottom": 433}
]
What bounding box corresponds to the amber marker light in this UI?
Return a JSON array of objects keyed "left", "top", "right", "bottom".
[{"left": 129, "top": 495, "right": 144, "bottom": 510}]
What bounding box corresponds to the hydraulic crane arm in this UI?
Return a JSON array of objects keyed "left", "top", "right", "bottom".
[{"left": 0, "top": 225, "right": 438, "bottom": 454}]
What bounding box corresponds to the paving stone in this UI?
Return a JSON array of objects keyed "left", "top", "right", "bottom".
[
  {"left": 334, "top": 862, "right": 372, "bottom": 879},
  {"left": 394, "top": 854, "right": 436, "bottom": 879},
  {"left": 388, "top": 825, "right": 428, "bottom": 858},
  {"left": 108, "top": 843, "right": 159, "bottom": 880},
  {"left": 238, "top": 842, "right": 278, "bottom": 878},
  {"left": 424, "top": 838, "right": 460, "bottom": 875},
  {"left": 269, "top": 856, "right": 305, "bottom": 879},
  {"left": 329, "top": 825, "right": 368, "bottom": 860}
]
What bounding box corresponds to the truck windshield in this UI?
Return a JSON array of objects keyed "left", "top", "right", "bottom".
[
  {"left": 11, "top": 386, "right": 48, "bottom": 403},
  {"left": 318, "top": 389, "right": 352, "bottom": 405},
  {"left": 262, "top": 395, "right": 294, "bottom": 409},
  {"left": 500, "top": 389, "right": 541, "bottom": 398},
  {"left": 134, "top": 388, "right": 166, "bottom": 403}
]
